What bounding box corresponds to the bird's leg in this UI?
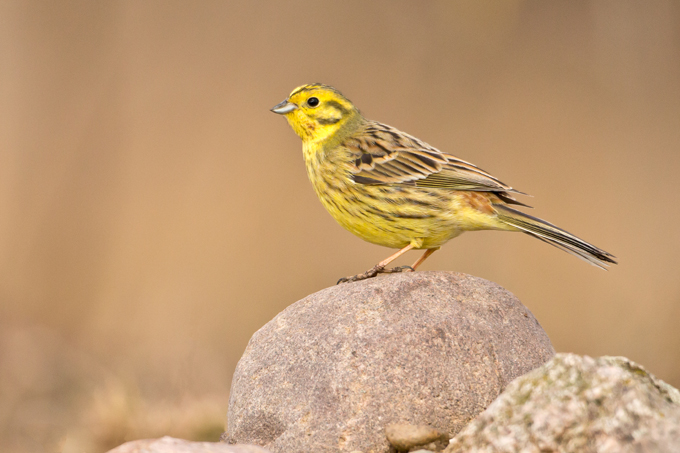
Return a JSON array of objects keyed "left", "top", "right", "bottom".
[
  {"left": 337, "top": 244, "right": 414, "bottom": 284},
  {"left": 381, "top": 247, "right": 440, "bottom": 276},
  {"left": 409, "top": 247, "right": 440, "bottom": 271}
]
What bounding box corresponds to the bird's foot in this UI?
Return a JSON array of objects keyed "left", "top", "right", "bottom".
[
  {"left": 337, "top": 265, "right": 414, "bottom": 284},
  {"left": 381, "top": 265, "right": 414, "bottom": 274}
]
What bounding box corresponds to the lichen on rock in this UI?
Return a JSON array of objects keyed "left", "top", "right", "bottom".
[{"left": 445, "top": 353, "right": 680, "bottom": 453}]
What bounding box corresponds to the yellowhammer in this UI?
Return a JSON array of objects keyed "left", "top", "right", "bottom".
[{"left": 272, "top": 83, "right": 616, "bottom": 283}]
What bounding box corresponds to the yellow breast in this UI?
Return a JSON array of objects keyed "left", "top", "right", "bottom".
[{"left": 303, "top": 142, "right": 471, "bottom": 249}]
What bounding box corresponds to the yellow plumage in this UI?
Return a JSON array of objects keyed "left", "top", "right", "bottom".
[{"left": 272, "top": 84, "right": 616, "bottom": 283}]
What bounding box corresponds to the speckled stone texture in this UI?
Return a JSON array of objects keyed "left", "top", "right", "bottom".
[
  {"left": 106, "top": 436, "right": 271, "bottom": 453},
  {"left": 445, "top": 353, "right": 680, "bottom": 453},
  {"left": 226, "top": 271, "right": 555, "bottom": 453}
]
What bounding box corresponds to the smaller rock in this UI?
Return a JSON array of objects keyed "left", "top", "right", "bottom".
[
  {"left": 385, "top": 423, "right": 447, "bottom": 451},
  {"left": 106, "top": 436, "right": 272, "bottom": 453},
  {"left": 445, "top": 354, "right": 680, "bottom": 453}
]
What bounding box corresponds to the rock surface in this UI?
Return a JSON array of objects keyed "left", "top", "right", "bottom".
[
  {"left": 107, "top": 436, "right": 271, "bottom": 453},
  {"left": 226, "top": 271, "right": 555, "bottom": 453},
  {"left": 445, "top": 353, "right": 680, "bottom": 453}
]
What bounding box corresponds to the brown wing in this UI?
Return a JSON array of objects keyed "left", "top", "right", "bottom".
[{"left": 345, "top": 122, "right": 528, "bottom": 201}]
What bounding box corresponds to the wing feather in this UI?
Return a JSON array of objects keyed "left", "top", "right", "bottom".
[{"left": 346, "top": 121, "right": 527, "bottom": 199}]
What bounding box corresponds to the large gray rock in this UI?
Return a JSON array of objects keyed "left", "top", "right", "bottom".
[
  {"left": 445, "top": 353, "right": 680, "bottom": 453},
  {"left": 107, "top": 436, "right": 271, "bottom": 453},
  {"left": 226, "top": 271, "right": 554, "bottom": 452}
]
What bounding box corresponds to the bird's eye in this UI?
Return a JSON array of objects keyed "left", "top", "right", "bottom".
[{"left": 307, "top": 97, "right": 320, "bottom": 107}]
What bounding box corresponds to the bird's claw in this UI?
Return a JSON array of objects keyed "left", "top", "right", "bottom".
[
  {"left": 337, "top": 264, "right": 415, "bottom": 284},
  {"left": 381, "top": 265, "right": 414, "bottom": 274},
  {"left": 337, "top": 266, "right": 381, "bottom": 284}
]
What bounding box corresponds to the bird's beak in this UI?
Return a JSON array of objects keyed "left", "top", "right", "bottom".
[{"left": 271, "top": 100, "right": 297, "bottom": 115}]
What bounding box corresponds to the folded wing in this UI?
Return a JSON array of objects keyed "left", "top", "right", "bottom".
[{"left": 345, "top": 121, "right": 528, "bottom": 205}]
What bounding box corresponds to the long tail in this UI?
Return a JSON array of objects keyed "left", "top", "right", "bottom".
[{"left": 494, "top": 204, "right": 617, "bottom": 269}]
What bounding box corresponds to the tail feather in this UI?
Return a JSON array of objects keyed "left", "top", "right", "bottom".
[{"left": 494, "top": 204, "right": 617, "bottom": 269}]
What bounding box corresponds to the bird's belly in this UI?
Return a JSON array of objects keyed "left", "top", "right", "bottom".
[{"left": 313, "top": 181, "right": 464, "bottom": 249}]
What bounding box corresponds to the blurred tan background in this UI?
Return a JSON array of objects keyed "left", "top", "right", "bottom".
[{"left": 1, "top": 1, "right": 679, "bottom": 452}]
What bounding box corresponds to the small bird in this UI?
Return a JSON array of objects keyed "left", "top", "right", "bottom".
[{"left": 272, "top": 84, "right": 616, "bottom": 283}]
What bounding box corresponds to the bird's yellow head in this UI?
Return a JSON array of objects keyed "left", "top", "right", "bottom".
[{"left": 271, "top": 84, "right": 361, "bottom": 144}]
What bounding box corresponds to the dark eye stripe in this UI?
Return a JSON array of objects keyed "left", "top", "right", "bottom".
[{"left": 326, "top": 100, "right": 349, "bottom": 115}]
